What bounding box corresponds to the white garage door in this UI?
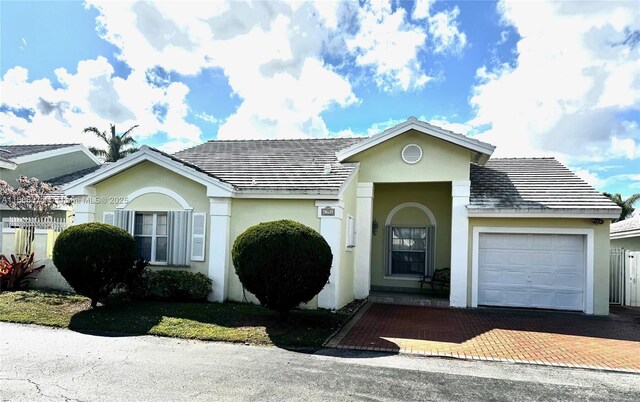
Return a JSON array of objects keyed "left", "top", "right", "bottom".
[{"left": 478, "top": 233, "right": 585, "bottom": 311}]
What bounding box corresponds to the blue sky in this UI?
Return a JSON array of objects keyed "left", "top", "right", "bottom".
[{"left": 0, "top": 0, "right": 638, "bottom": 197}]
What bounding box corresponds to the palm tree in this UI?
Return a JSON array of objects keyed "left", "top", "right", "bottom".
[
  {"left": 83, "top": 124, "right": 139, "bottom": 162},
  {"left": 603, "top": 192, "right": 640, "bottom": 222}
]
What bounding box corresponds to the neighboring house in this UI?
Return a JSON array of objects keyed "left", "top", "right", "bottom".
[
  {"left": 63, "top": 117, "right": 620, "bottom": 315},
  {"left": 0, "top": 143, "right": 102, "bottom": 221},
  {"left": 610, "top": 216, "right": 640, "bottom": 251}
]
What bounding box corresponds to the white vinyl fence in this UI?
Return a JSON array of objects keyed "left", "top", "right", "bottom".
[
  {"left": 610, "top": 248, "right": 640, "bottom": 307},
  {"left": 625, "top": 251, "right": 640, "bottom": 307},
  {"left": 1, "top": 216, "right": 72, "bottom": 291}
]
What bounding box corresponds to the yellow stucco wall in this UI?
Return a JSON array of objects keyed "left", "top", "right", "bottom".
[
  {"left": 370, "top": 182, "right": 452, "bottom": 290},
  {"left": 468, "top": 218, "right": 611, "bottom": 315},
  {"left": 93, "top": 161, "right": 210, "bottom": 275},
  {"left": 338, "top": 174, "right": 358, "bottom": 308},
  {"left": 347, "top": 130, "right": 472, "bottom": 183},
  {"left": 228, "top": 198, "right": 321, "bottom": 308},
  {"left": 610, "top": 237, "right": 640, "bottom": 251}
]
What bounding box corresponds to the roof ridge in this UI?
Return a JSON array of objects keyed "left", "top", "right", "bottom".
[
  {"left": 0, "top": 143, "right": 79, "bottom": 146},
  {"left": 204, "top": 137, "right": 367, "bottom": 143},
  {"left": 488, "top": 157, "right": 557, "bottom": 160}
]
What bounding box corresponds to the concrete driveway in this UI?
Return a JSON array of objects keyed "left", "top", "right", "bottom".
[
  {"left": 2, "top": 323, "right": 640, "bottom": 401},
  {"left": 327, "top": 303, "right": 640, "bottom": 372}
]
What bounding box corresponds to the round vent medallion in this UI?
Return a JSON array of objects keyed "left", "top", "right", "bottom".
[{"left": 401, "top": 144, "right": 423, "bottom": 164}]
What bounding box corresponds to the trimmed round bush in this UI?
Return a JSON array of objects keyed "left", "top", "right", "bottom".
[
  {"left": 232, "top": 219, "right": 332, "bottom": 314},
  {"left": 52, "top": 222, "right": 137, "bottom": 307},
  {"left": 147, "top": 270, "right": 212, "bottom": 301}
]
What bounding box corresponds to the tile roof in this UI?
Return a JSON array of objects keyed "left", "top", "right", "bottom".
[
  {"left": 48, "top": 165, "right": 105, "bottom": 187},
  {"left": 611, "top": 216, "right": 640, "bottom": 235},
  {"left": 0, "top": 144, "right": 77, "bottom": 160},
  {"left": 469, "top": 158, "right": 620, "bottom": 214},
  {"left": 173, "top": 138, "right": 364, "bottom": 191}
]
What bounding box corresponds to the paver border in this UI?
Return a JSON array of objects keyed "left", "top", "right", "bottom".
[{"left": 324, "top": 301, "right": 372, "bottom": 348}]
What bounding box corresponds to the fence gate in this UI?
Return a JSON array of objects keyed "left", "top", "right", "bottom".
[
  {"left": 625, "top": 251, "right": 640, "bottom": 307},
  {"left": 610, "top": 248, "right": 625, "bottom": 304}
]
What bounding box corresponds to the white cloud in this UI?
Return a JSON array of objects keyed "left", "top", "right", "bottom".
[
  {"left": 347, "top": 1, "right": 431, "bottom": 92},
  {"left": 87, "top": 1, "right": 358, "bottom": 140},
  {"left": 0, "top": 57, "right": 201, "bottom": 151},
  {"left": 428, "top": 7, "right": 467, "bottom": 55},
  {"left": 469, "top": 0, "right": 640, "bottom": 163},
  {"left": 412, "top": 0, "right": 435, "bottom": 20}
]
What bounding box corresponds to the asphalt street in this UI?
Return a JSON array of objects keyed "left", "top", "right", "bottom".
[{"left": 1, "top": 322, "right": 639, "bottom": 401}]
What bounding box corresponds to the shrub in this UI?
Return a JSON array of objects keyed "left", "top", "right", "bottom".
[
  {"left": 0, "top": 253, "right": 45, "bottom": 291},
  {"left": 146, "top": 270, "right": 211, "bottom": 301},
  {"left": 232, "top": 219, "right": 332, "bottom": 315},
  {"left": 52, "top": 222, "right": 138, "bottom": 307}
]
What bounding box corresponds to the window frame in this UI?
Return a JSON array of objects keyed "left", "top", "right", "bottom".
[
  {"left": 134, "top": 212, "right": 168, "bottom": 265},
  {"left": 385, "top": 225, "right": 434, "bottom": 279}
]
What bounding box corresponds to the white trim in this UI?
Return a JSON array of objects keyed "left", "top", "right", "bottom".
[
  {"left": 12, "top": 144, "right": 101, "bottom": 165},
  {"left": 467, "top": 209, "right": 621, "bottom": 219},
  {"left": 471, "top": 226, "right": 595, "bottom": 314},
  {"left": 0, "top": 160, "right": 17, "bottom": 170},
  {"left": 401, "top": 144, "right": 423, "bottom": 164},
  {"left": 337, "top": 164, "right": 360, "bottom": 198},
  {"left": 64, "top": 146, "right": 234, "bottom": 197},
  {"left": 385, "top": 202, "right": 437, "bottom": 227},
  {"left": 317, "top": 201, "right": 344, "bottom": 309},
  {"left": 354, "top": 182, "right": 374, "bottom": 299},
  {"left": 336, "top": 118, "right": 495, "bottom": 162},
  {"left": 234, "top": 192, "right": 340, "bottom": 199},
  {"left": 117, "top": 187, "right": 193, "bottom": 210},
  {"left": 450, "top": 180, "right": 470, "bottom": 308},
  {"left": 209, "top": 198, "right": 231, "bottom": 302},
  {"left": 611, "top": 230, "right": 640, "bottom": 240}
]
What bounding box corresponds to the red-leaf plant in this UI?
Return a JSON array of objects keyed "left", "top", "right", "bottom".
[{"left": 0, "top": 252, "right": 45, "bottom": 291}]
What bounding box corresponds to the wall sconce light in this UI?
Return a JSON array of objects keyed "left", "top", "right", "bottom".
[
  {"left": 372, "top": 220, "right": 378, "bottom": 236},
  {"left": 591, "top": 218, "right": 604, "bottom": 225}
]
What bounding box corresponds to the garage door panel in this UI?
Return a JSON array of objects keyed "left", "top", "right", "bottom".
[
  {"left": 479, "top": 288, "right": 503, "bottom": 303},
  {"left": 531, "top": 272, "right": 554, "bottom": 286},
  {"left": 506, "top": 251, "right": 528, "bottom": 265},
  {"left": 556, "top": 235, "right": 585, "bottom": 250},
  {"left": 505, "top": 290, "right": 531, "bottom": 306},
  {"left": 480, "top": 250, "right": 504, "bottom": 265},
  {"left": 555, "top": 273, "right": 582, "bottom": 289},
  {"left": 478, "top": 233, "right": 585, "bottom": 312},
  {"left": 556, "top": 292, "right": 582, "bottom": 310},
  {"left": 531, "top": 291, "right": 556, "bottom": 308},
  {"left": 529, "top": 235, "right": 553, "bottom": 250}
]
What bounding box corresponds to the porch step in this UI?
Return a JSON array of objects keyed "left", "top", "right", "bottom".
[{"left": 368, "top": 292, "right": 450, "bottom": 308}]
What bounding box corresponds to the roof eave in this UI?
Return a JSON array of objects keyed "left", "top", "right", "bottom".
[
  {"left": 611, "top": 229, "right": 640, "bottom": 239},
  {"left": 467, "top": 207, "right": 621, "bottom": 219},
  {"left": 336, "top": 118, "right": 496, "bottom": 162},
  {"left": 0, "top": 160, "right": 17, "bottom": 170}
]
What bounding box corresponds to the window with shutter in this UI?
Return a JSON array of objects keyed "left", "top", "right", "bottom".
[
  {"left": 191, "top": 213, "right": 206, "bottom": 261},
  {"left": 103, "top": 212, "right": 115, "bottom": 225}
]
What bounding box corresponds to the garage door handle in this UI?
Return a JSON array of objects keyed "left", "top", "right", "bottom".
[{"left": 527, "top": 274, "right": 531, "bottom": 282}]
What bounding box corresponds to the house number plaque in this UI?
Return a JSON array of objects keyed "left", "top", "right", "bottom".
[{"left": 321, "top": 206, "right": 335, "bottom": 216}]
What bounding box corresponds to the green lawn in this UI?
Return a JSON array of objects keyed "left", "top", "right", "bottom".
[{"left": 0, "top": 290, "right": 356, "bottom": 349}]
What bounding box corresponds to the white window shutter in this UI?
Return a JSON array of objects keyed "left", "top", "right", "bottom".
[
  {"left": 103, "top": 212, "right": 115, "bottom": 225},
  {"left": 191, "top": 213, "right": 206, "bottom": 261}
]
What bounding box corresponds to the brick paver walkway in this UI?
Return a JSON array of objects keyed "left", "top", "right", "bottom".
[{"left": 329, "top": 303, "right": 640, "bottom": 372}]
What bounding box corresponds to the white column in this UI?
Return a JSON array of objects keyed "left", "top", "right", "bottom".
[
  {"left": 208, "top": 197, "right": 232, "bottom": 302},
  {"left": 316, "top": 201, "right": 344, "bottom": 310},
  {"left": 354, "top": 182, "right": 374, "bottom": 299},
  {"left": 73, "top": 195, "right": 96, "bottom": 224},
  {"left": 450, "top": 180, "right": 470, "bottom": 308}
]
